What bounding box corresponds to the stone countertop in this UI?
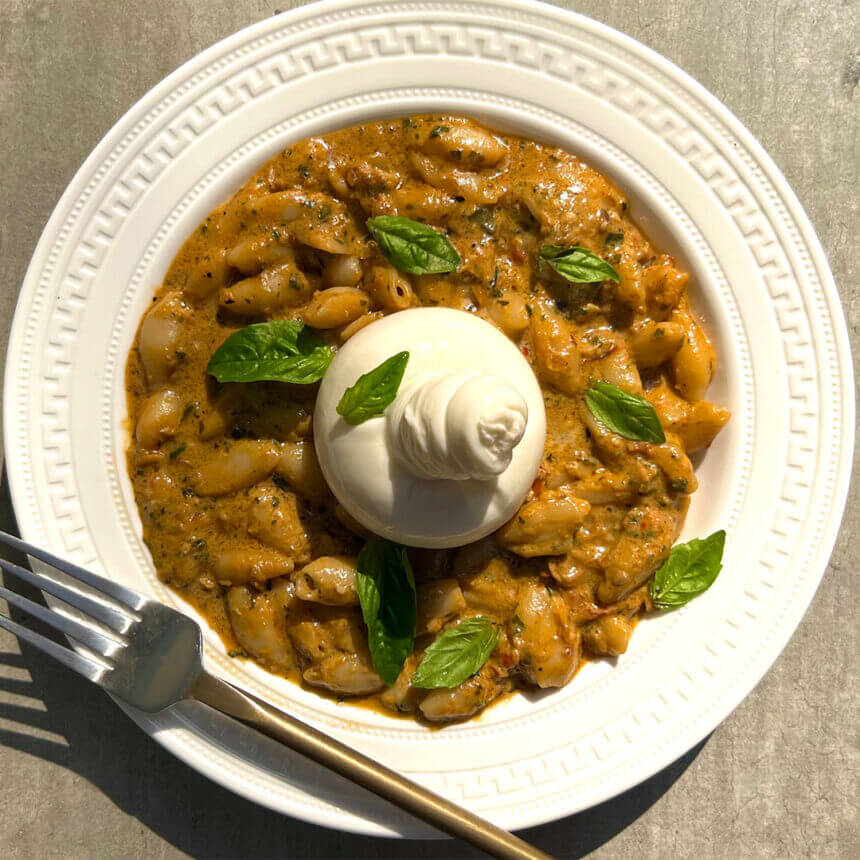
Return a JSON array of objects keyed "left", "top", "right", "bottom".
[{"left": 0, "top": 1, "right": 856, "bottom": 857}]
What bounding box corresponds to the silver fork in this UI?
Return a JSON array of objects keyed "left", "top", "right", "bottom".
[{"left": 0, "top": 529, "right": 551, "bottom": 860}]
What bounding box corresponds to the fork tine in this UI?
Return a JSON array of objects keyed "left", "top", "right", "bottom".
[
  {"left": 0, "top": 612, "right": 107, "bottom": 682},
  {"left": 0, "top": 583, "right": 122, "bottom": 658},
  {"left": 0, "top": 559, "right": 135, "bottom": 634},
  {"left": 0, "top": 530, "right": 146, "bottom": 612}
]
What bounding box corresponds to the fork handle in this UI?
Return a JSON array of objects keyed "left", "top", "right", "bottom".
[{"left": 189, "top": 671, "right": 552, "bottom": 859}]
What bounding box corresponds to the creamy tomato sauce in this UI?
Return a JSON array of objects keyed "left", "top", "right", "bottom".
[{"left": 125, "top": 115, "right": 729, "bottom": 722}]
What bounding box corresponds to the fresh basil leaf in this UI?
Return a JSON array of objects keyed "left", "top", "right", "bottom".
[
  {"left": 539, "top": 245, "right": 621, "bottom": 284},
  {"left": 411, "top": 616, "right": 500, "bottom": 689},
  {"left": 355, "top": 540, "right": 383, "bottom": 629},
  {"left": 336, "top": 351, "right": 409, "bottom": 425},
  {"left": 649, "top": 530, "right": 726, "bottom": 610},
  {"left": 367, "top": 622, "right": 414, "bottom": 688},
  {"left": 356, "top": 538, "right": 417, "bottom": 686},
  {"left": 584, "top": 380, "right": 666, "bottom": 443},
  {"left": 366, "top": 216, "right": 460, "bottom": 275},
  {"left": 206, "top": 320, "right": 333, "bottom": 384}
]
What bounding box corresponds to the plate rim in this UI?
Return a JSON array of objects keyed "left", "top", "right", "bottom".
[{"left": 4, "top": 0, "right": 854, "bottom": 837}]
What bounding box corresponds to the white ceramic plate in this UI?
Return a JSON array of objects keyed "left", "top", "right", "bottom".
[{"left": 4, "top": 0, "right": 853, "bottom": 837}]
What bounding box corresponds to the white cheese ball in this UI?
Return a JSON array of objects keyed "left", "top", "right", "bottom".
[{"left": 314, "top": 308, "right": 546, "bottom": 548}]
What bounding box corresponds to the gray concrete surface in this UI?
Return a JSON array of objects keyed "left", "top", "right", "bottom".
[{"left": 0, "top": 0, "right": 857, "bottom": 857}]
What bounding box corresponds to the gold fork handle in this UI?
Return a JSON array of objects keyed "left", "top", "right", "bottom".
[{"left": 190, "top": 671, "right": 553, "bottom": 859}]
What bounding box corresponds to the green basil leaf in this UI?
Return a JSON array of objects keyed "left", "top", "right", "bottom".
[
  {"left": 206, "top": 320, "right": 333, "bottom": 384},
  {"left": 584, "top": 380, "right": 666, "bottom": 443},
  {"left": 356, "top": 538, "right": 417, "bottom": 686},
  {"left": 411, "top": 616, "right": 500, "bottom": 689},
  {"left": 355, "top": 540, "right": 383, "bottom": 629},
  {"left": 336, "top": 351, "right": 409, "bottom": 425},
  {"left": 649, "top": 530, "right": 726, "bottom": 610},
  {"left": 367, "top": 622, "right": 414, "bottom": 689},
  {"left": 366, "top": 216, "right": 460, "bottom": 275},
  {"left": 539, "top": 245, "right": 621, "bottom": 284}
]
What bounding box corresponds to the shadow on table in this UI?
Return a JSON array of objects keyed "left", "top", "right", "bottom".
[{"left": 0, "top": 468, "right": 706, "bottom": 859}]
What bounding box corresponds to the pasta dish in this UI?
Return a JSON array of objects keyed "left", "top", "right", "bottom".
[{"left": 125, "top": 116, "right": 729, "bottom": 722}]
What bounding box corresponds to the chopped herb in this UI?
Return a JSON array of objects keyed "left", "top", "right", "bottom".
[
  {"left": 555, "top": 287, "right": 599, "bottom": 318},
  {"left": 190, "top": 537, "right": 209, "bottom": 563},
  {"left": 604, "top": 231, "right": 624, "bottom": 249},
  {"left": 169, "top": 443, "right": 187, "bottom": 460},
  {"left": 297, "top": 164, "right": 310, "bottom": 178},
  {"left": 429, "top": 125, "right": 450, "bottom": 139},
  {"left": 467, "top": 206, "right": 495, "bottom": 234},
  {"left": 488, "top": 267, "right": 501, "bottom": 297}
]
